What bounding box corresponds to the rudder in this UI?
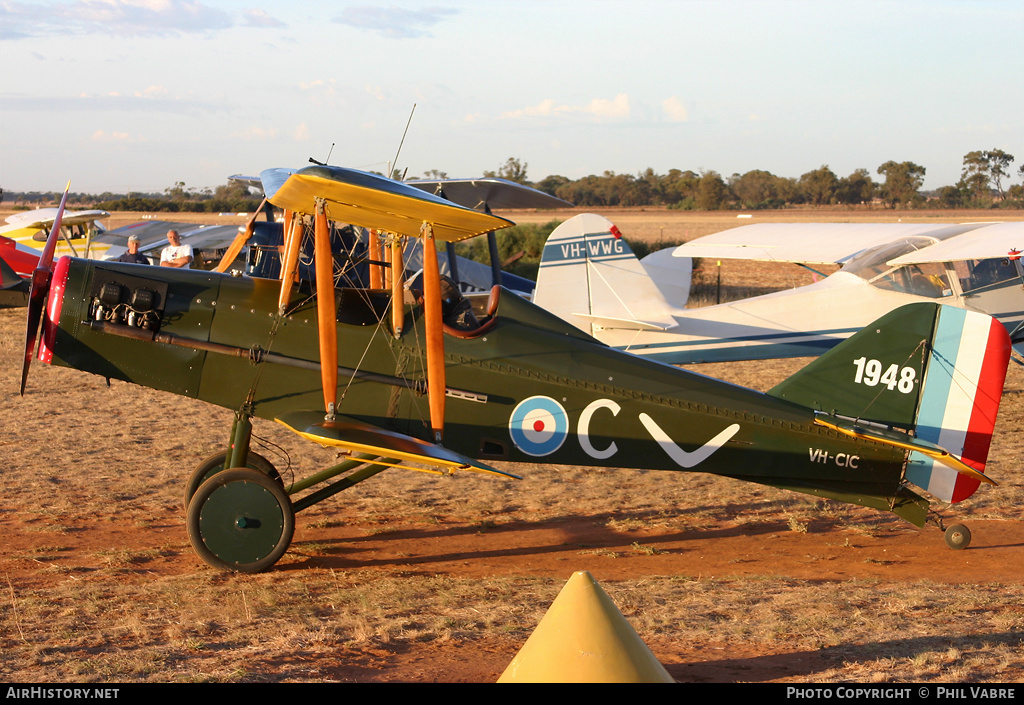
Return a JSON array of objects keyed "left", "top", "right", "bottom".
[
  {"left": 906, "top": 306, "right": 1009, "bottom": 502},
  {"left": 534, "top": 213, "right": 677, "bottom": 333},
  {"left": 769, "top": 302, "right": 1010, "bottom": 503}
]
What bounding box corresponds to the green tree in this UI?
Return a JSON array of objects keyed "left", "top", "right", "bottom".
[
  {"left": 798, "top": 165, "right": 838, "bottom": 206},
  {"left": 485, "top": 157, "right": 529, "bottom": 184},
  {"left": 555, "top": 175, "right": 606, "bottom": 206},
  {"left": 935, "top": 185, "right": 965, "bottom": 209},
  {"left": 662, "top": 169, "right": 701, "bottom": 207},
  {"left": 877, "top": 161, "right": 926, "bottom": 208},
  {"left": 959, "top": 150, "right": 990, "bottom": 202},
  {"left": 206, "top": 180, "right": 262, "bottom": 212},
  {"left": 695, "top": 171, "right": 726, "bottom": 210},
  {"left": 164, "top": 181, "right": 191, "bottom": 202},
  {"left": 834, "top": 169, "right": 875, "bottom": 205},
  {"left": 730, "top": 170, "right": 785, "bottom": 209},
  {"left": 535, "top": 174, "right": 570, "bottom": 198},
  {"left": 984, "top": 149, "right": 1015, "bottom": 200}
]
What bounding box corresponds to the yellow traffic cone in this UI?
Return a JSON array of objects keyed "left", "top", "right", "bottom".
[{"left": 498, "top": 571, "right": 674, "bottom": 683}]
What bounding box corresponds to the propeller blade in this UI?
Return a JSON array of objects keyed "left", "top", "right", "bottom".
[{"left": 21, "top": 182, "right": 70, "bottom": 395}]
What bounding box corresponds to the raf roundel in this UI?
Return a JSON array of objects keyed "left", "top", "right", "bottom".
[{"left": 508, "top": 395, "right": 569, "bottom": 457}]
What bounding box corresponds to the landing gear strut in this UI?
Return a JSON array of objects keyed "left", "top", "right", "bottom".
[{"left": 182, "top": 411, "right": 398, "bottom": 572}]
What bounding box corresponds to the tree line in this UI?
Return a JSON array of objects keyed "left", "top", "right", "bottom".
[
  {"left": 480, "top": 150, "right": 1023, "bottom": 210},
  {"left": 3, "top": 180, "right": 264, "bottom": 213},
  {"left": 3, "top": 149, "right": 1020, "bottom": 212}
]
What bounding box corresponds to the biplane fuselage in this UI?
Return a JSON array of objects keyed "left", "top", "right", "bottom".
[{"left": 47, "top": 256, "right": 917, "bottom": 519}]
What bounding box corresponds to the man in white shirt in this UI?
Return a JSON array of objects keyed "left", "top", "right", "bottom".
[{"left": 160, "top": 229, "right": 193, "bottom": 268}]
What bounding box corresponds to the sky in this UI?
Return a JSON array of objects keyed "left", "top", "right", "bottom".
[{"left": 1, "top": 0, "right": 1022, "bottom": 194}]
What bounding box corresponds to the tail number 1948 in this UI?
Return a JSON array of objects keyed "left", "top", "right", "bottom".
[{"left": 852, "top": 357, "right": 916, "bottom": 393}]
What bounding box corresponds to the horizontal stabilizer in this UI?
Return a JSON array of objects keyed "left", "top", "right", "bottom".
[
  {"left": 571, "top": 312, "right": 670, "bottom": 332},
  {"left": 276, "top": 410, "right": 520, "bottom": 479},
  {"left": 813, "top": 414, "right": 994, "bottom": 486}
]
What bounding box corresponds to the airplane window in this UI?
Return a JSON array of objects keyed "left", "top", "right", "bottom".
[
  {"left": 843, "top": 238, "right": 934, "bottom": 278},
  {"left": 960, "top": 258, "right": 1020, "bottom": 293},
  {"left": 904, "top": 263, "right": 950, "bottom": 298},
  {"left": 842, "top": 237, "right": 941, "bottom": 295}
]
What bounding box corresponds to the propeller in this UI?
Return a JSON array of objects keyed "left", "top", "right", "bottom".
[{"left": 21, "top": 181, "right": 70, "bottom": 396}]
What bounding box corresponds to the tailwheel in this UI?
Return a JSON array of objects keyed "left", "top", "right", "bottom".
[
  {"left": 184, "top": 450, "right": 281, "bottom": 508},
  {"left": 944, "top": 523, "right": 972, "bottom": 550},
  {"left": 186, "top": 468, "right": 294, "bottom": 573}
]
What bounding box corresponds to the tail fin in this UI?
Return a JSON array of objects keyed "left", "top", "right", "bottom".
[
  {"left": 769, "top": 302, "right": 1010, "bottom": 503},
  {"left": 0, "top": 244, "right": 27, "bottom": 290},
  {"left": 533, "top": 214, "right": 681, "bottom": 334}
]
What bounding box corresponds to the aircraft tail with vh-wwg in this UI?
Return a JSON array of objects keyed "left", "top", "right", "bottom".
[
  {"left": 769, "top": 302, "right": 1010, "bottom": 509},
  {"left": 533, "top": 213, "right": 688, "bottom": 334}
]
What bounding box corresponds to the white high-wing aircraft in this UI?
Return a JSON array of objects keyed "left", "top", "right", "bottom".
[{"left": 533, "top": 214, "right": 1024, "bottom": 363}]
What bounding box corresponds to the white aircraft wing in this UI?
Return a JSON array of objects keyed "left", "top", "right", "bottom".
[
  {"left": 673, "top": 222, "right": 988, "bottom": 265},
  {"left": 0, "top": 208, "right": 110, "bottom": 235},
  {"left": 887, "top": 222, "right": 1024, "bottom": 265}
]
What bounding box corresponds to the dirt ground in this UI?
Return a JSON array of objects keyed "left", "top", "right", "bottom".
[{"left": 2, "top": 208, "right": 1024, "bottom": 683}]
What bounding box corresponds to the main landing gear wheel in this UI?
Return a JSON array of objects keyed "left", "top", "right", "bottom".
[
  {"left": 944, "top": 524, "right": 972, "bottom": 550},
  {"left": 184, "top": 450, "right": 281, "bottom": 508},
  {"left": 186, "top": 468, "right": 294, "bottom": 573}
]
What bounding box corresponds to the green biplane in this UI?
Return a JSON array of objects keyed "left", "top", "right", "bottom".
[{"left": 21, "top": 167, "right": 1011, "bottom": 572}]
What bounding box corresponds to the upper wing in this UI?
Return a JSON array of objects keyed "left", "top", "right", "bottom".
[
  {"left": 405, "top": 177, "right": 573, "bottom": 210},
  {"left": 261, "top": 166, "right": 513, "bottom": 241},
  {"left": 673, "top": 223, "right": 990, "bottom": 265},
  {"left": 0, "top": 209, "right": 110, "bottom": 237},
  {"left": 887, "top": 221, "right": 1024, "bottom": 265}
]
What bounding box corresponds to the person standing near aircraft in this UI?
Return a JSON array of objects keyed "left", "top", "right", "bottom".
[
  {"left": 115, "top": 235, "right": 150, "bottom": 264},
  {"left": 160, "top": 229, "right": 193, "bottom": 268}
]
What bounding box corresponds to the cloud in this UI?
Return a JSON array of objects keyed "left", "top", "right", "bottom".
[
  {"left": 503, "top": 99, "right": 559, "bottom": 118},
  {"left": 662, "top": 96, "right": 688, "bottom": 123},
  {"left": 2, "top": 0, "right": 233, "bottom": 39},
  {"left": 229, "top": 126, "right": 278, "bottom": 141},
  {"left": 584, "top": 94, "right": 630, "bottom": 120},
  {"left": 90, "top": 129, "right": 135, "bottom": 142},
  {"left": 134, "top": 85, "right": 169, "bottom": 98},
  {"left": 334, "top": 5, "right": 458, "bottom": 39},
  {"left": 2, "top": 89, "right": 218, "bottom": 115},
  {"left": 501, "top": 94, "right": 631, "bottom": 122},
  {"left": 293, "top": 123, "right": 310, "bottom": 142},
  {"left": 242, "top": 8, "right": 284, "bottom": 28},
  {"left": 298, "top": 79, "right": 338, "bottom": 108}
]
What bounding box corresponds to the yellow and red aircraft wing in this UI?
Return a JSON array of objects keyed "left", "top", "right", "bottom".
[
  {"left": 275, "top": 410, "right": 520, "bottom": 479},
  {"left": 260, "top": 166, "right": 512, "bottom": 242}
]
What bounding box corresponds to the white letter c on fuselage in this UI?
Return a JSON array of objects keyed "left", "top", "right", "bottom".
[{"left": 578, "top": 399, "right": 620, "bottom": 459}]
